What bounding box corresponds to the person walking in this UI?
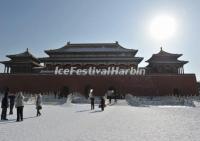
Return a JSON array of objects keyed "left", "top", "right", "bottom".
[
  {"left": 8, "top": 93, "right": 15, "bottom": 115},
  {"left": 36, "top": 94, "right": 42, "bottom": 116},
  {"left": 107, "top": 90, "right": 113, "bottom": 104},
  {"left": 114, "top": 92, "right": 117, "bottom": 103},
  {"left": 15, "top": 92, "right": 24, "bottom": 122},
  {"left": 100, "top": 97, "right": 105, "bottom": 111},
  {"left": 89, "top": 89, "right": 95, "bottom": 110},
  {"left": 1, "top": 88, "right": 9, "bottom": 120}
]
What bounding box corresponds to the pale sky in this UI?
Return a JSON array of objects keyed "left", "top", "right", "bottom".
[{"left": 0, "top": 0, "right": 199, "bottom": 80}]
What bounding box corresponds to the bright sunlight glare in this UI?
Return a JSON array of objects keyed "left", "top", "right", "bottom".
[{"left": 150, "top": 15, "right": 177, "bottom": 40}]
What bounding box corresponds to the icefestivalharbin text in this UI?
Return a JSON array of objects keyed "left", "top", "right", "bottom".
[{"left": 54, "top": 66, "right": 146, "bottom": 76}]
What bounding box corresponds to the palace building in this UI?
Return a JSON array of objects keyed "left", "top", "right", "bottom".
[
  {"left": 145, "top": 47, "right": 188, "bottom": 74},
  {"left": 40, "top": 42, "right": 143, "bottom": 69},
  {"left": 0, "top": 42, "right": 198, "bottom": 96},
  {"left": 1, "top": 48, "right": 41, "bottom": 74}
]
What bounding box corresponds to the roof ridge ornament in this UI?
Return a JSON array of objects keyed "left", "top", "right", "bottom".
[{"left": 115, "top": 41, "right": 119, "bottom": 48}]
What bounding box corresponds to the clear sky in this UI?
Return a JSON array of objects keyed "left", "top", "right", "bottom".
[{"left": 0, "top": 0, "right": 199, "bottom": 80}]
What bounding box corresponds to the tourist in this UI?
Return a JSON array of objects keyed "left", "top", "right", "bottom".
[
  {"left": 114, "top": 92, "right": 117, "bottom": 103},
  {"left": 1, "top": 88, "right": 9, "bottom": 120},
  {"left": 8, "top": 93, "right": 15, "bottom": 115},
  {"left": 89, "top": 89, "right": 95, "bottom": 110},
  {"left": 100, "top": 96, "right": 105, "bottom": 111},
  {"left": 15, "top": 92, "right": 24, "bottom": 122},
  {"left": 36, "top": 94, "right": 42, "bottom": 116},
  {"left": 107, "top": 90, "right": 113, "bottom": 104}
]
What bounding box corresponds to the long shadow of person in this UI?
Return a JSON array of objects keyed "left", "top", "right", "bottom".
[
  {"left": 90, "top": 110, "right": 103, "bottom": 113},
  {"left": 76, "top": 109, "right": 91, "bottom": 113},
  {"left": 0, "top": 116, "right": 37, "bottom": 125}
]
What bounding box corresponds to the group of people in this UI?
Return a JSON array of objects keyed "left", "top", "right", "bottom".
[
  {"left": 89, "top": 89, "right": 106, "bottom": 111},
  {"left": 1, "top": 88, "right": 43, "bottom": 122},
  {"left": 1, "top": 88, "right": 117, "bottom": 119}
]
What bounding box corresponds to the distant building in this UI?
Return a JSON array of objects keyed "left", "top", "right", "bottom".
[
  {"left": 146, "top": 47, "right": 188, "bottom": 74},
  {"left": 1, "top": 48, "right": 41, "bottom": 74},
  {"left": 0, "top": 42, "right": 198, "bottom": 96}
]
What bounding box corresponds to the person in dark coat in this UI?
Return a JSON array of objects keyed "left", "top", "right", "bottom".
[
  {"left": 107, "top": 90, "right": 113, "bottom": 104},
  {"left": 100, "top": 97, "right": 105, "bottom": 111},
  {"left": 36, "top": 94, "right": 42, "bottom": 116},
  {"left": 8, "top": 94, "right": 15, "bottom": 115},
  {"left": 1, "top": 88, "right": 9, "bottom": 120},
  {"left": 114, "top": 92, "right": 117, "bottom": 103},
  {"left": 109, "top": 96, "right": 112, "bottom": 104},
  {"left": 91, "top": 98, "right": 95, "bottom": 110},
  {"left": 89, "top": 89, "right": 95, "bottom": 110}
]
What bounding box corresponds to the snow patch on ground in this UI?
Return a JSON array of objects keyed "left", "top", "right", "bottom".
[
  {"left": 125, "top": 94, "right": 200, "bottom": 107},
  {"left": 1, "top": 101, "right": 200, "bottom": 141}
]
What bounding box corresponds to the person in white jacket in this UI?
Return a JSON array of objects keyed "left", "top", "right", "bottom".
[
  {"left": 89, "top": 89, "right": 95, "bottom": 110},
  {"left": 15, "top": 92, "right": 24, "bottom": 122},
  {"left": 36, "top": 94, "right": 42, "bottom": 116}
]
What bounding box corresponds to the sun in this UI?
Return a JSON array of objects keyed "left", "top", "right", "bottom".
[{"left": 150, "top": 15, "right": 177, "bottom": 40}]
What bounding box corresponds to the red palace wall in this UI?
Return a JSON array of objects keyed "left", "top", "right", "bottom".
[{"left": 0, "top": 74, "right": 198, "bottom": 96}]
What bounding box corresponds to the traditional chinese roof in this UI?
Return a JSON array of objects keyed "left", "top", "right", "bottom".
[
  {"left": 146, "top": 47, "right": 188, "bottom": 65},
  {"left": 6, "top": 48, "right": 40, "bottom": 63},
  {"left": 1, "top": 60, "right": 42, "bottom": 67},
  {"left": 45, "top": 42, "right": 138, "bottom": 56},
  {"left": 40, "top": 42, "right": 143, "bottom": 64}
]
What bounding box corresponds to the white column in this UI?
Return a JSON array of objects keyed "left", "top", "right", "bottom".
[
  {"left": 4, "top": 66, "right": 6, "bottom": 73},
  {"left": 8, "top": 67, "right": 11, "bottom": 73},
  {"left": 181, "top": 67, "right": 184, "bottom": 74}
]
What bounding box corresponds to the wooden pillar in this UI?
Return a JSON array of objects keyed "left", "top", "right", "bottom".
[
  {"left": 8, "top": 67, "right": 10, "bottom": 73},
  {"left": 8, "top": 66, "right": 10, "bottom": 73}
]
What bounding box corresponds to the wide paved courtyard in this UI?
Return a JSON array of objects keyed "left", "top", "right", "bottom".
[{"left": 0, "top": 101, "right": 200, "bottom": 141}]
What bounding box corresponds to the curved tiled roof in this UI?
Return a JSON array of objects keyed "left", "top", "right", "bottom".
[
  {"left": 7, "top": 48, "right": 34, "bottom": 58},
  {"left": 6, "top": 48, "right": 40, "bottom": 63},
  {"left": 146, "top": 48, "right": 185, "bottom": 63},
  {"left": 153, "top": 49, "right": 182, "bottom": 57},
  {"left": 45, "top": 42, "right": 138, "bottom": 55}
]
